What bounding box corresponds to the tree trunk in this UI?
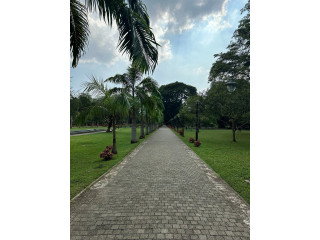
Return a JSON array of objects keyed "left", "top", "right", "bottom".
[
  {"left": 140, "top": 105, "right": 144, "bottom": 138},
  {"left": 112, "top": 119, "right": 117, "bottom": 154},
  {"left": 232, "top": 119, "right": 236, "bottom": 142},
  {"left": 107, "top": 118, "right": 112, "bottom": 132},
  {"left": 131, "top": 107, "right": 138, "bottom": 143},
  {"left": 146, "top": 114, "right": 149, "bottom": 135}
]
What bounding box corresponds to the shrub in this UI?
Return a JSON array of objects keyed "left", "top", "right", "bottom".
[
  {"left": 139, "top": 135, "right": 144, "bottom": 139},
  {"left": 189, "top": 137, "right": 195, "bottom": 143},
  {"left": 106, "top": 145, "right": 112, "bottom": 150},
  {"left": 194, "top": 140, "right": 201, "bottom": 147},
  {"left": 178, "top": 129, "right": 183, "bottom": 135},
  {"left": 99, "top": 145, "right": 113, "bottom": 160}
]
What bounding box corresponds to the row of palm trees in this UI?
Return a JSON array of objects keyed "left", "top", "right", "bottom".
[{"left": 83, "top": 65, "right": 164, "bottom": 154}]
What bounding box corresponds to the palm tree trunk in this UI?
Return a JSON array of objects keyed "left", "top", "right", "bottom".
[
  {"left": 131, "top": 107, "right": 138, "bottom": 143},
  {"left": 107, "top": 119, "right": 112, "bottom": 132},
  {"left": 112, "top": 119, "right": 117, "bottom": 154},
  {"left": 146, "top": 113, "right": 149, "bottom": 135},
  {"left": 140, "top": 105, "right": 144, "bottom": 138}
]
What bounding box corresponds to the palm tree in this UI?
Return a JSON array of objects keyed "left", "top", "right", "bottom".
[
  {"left": 105, "top": 92, "right": 130, "bottom": 153},
  {"left": 70, "top": 0, "right": 159, "bottom": 73},
  {"left": 153, "top": 97, "right": 164, "bottom": 129},
  {"left": 144, "top": 91, "right": 164, "bottom": 134},
  {"left": 83, "top": 76, "right": 130, "bottom": 154},
  {"left": 107, "top": 65, "right": 143, "bottom": 143},
  {"left": 136, "top": 76, "right": 161, "bottom": 138}
]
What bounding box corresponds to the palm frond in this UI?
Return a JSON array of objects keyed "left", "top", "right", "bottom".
[
  {"left": 128, "top": 0, "right": 149, "bottom": 26},
  {"left": 85, "top": 0, "right": 124, "bottom": 24},
  {"left": 70, "top": 0, "right": 90, "bottom": 68},
  {"left": 72, "top": 0, "right": 159, "bottom": 73},
  {"left": 83, "top": 75, "right": 108, "bottom": 97},
  {"left": 105, "top": 92, "right": 131, "bottom": 118},
  {"left": 127, "top": 65, "right": 142, "bottom": 87},
  {"left": 139, "top": 76, "right": 161, "bottom": 97},
  {"left": 116, "top": 3, "right": 159, "bottom": 73},
  {"left": 108, "top": 87, "right": 125, "bottom": 95},
  {"left": 106, "top": 73, "right": 128, "bottom": 84}
]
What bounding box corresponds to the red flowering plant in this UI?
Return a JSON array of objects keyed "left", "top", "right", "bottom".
[
  {"left": 139, "top": 135, "right": 144, "bottom": 139},
  {"left": 189, "top": 137, "right": 195, "bottom": 143},
  {"left": 194, "top": 140, "right": 201, "bottom": 147},
  {"left": 99, "top": 145, "right": 113, "bottom": 160}
]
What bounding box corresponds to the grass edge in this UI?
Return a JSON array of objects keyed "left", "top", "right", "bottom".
[
  {"left": 70, "top": 128, "right": 159, "bottom": 202},
  {"left": 170, "top": 128, "right": 250, "bottom": 205}
]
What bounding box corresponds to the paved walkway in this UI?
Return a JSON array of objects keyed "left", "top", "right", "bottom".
[{"left": 71, "top": 127, "right": 250, "bottom": 240}]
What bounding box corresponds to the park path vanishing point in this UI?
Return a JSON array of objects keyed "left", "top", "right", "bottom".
[{"left": 71, "top": 126, "right": 250, "bottom": 240}]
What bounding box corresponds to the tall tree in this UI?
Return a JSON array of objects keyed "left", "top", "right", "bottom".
[
  {"left": 82, "top": 76, "right": 113, "bottom": 128},
  {"left": 206, "top": 79, "right": 249, "bottom": 142},
  {"left": 105, "top": 92, "right": 130, "bottom": 153},
  {"left": 107, "top": 65, "right": 143, "bottom": 143},
  {"left": 159, "top": 81, "right": 197, "bottom": 124},
  {"left": 136, "top": 76, "right": 160, "bottom": 138},
  {"left": 83, "top": 76, "right": 130, "bottom": 153},
  {"left": 207, "top": 1, "right": 250, "bottom": 142},
  {"left": 145, "top": 91, "right": 164, "bottom": 134},
  {"left": 208, "top": 1, "right": 250, "bottom": 82},
  {"left": 70, "top": 0, "right": 159, "bottom": 73}
]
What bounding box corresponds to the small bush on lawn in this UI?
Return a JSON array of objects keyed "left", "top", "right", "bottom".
[
  {"left": 189, "top": 137, "right": 195, "bottom": 143},
  {"left": 99, "top": 145, "right": 113, "bottom": 160},
  {"left": 194, "top": 140, "right": 201, "bottom": 147},
  {"left": 139, "top": 135, "right": 144, "bottom": 139},
  {"left": 178, "top": 129, "right": 183, "bottom": 135}
]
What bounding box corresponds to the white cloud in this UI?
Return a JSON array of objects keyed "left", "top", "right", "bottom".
[
  {"left": 145, "top": 0, "right": 228, "bottom": 33},
  {"left": 79, "top": 13, "right": 130, "bottom": 66},
  {"left": 151, "top": 11, "right": 173, "bottom": 62},
  {"left": 78, "top": 0, "right": 231, "bottom": 66},
  {"left": 203, "top": 2, "right": 234, "bottom": 33},
  {"left": 145, "top": 0, "right": 230, "bottom": 62}
]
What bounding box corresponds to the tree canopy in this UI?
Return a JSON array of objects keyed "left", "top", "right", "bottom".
[
  {"left": 159, "top": 81, "right": 197, "bottom": 124},
  {"left": 208, "top": 1, "right": 250, "bottom": 82},
  {"left": 206, "top": 1, "right": 250, "bottom": 141}
]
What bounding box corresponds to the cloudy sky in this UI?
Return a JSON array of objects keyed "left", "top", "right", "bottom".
[{"left": 70, "top": 0, "right": 247, "bottom": 94}]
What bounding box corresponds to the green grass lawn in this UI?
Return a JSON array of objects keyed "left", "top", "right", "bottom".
[
  {"left": 70, "top": 128, "right": 153, "bottom": 199},
  {"left": 70, "top": 126, "right": 107, "bottom": 132},
  {"left": 173, "top": 128, "right": 250, "bottom": 203}
]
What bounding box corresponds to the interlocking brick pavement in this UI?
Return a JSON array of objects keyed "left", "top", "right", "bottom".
[{"left": 71, "top": 126, "right": 250, "bottom": 239}]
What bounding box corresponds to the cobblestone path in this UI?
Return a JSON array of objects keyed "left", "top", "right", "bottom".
[{"left": 71, "top": 127, "right": 250, "bottom": 239}]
